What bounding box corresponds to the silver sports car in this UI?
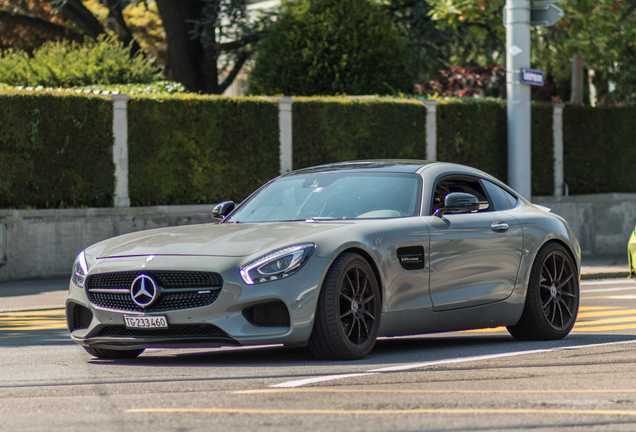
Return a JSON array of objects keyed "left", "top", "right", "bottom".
[{"left": 66, "top": 160, "right": 581, "bottom": 360}]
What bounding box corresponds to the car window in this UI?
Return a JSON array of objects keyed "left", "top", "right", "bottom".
[
  {"left": 228, "top": 172, "right": 422, "bottom": 223},
  {"left": 482, "top": 180, "right": 518, "bottom": 211},
  {"left": 431, "top": 176, "right": 491, "bottom": 215}
]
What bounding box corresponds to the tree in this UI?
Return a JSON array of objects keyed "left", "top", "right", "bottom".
[
  {"left": 532, "top": 0, "right": 636, "bottom": 105},
  {"left": 0, "top": 0, "right": 266, "bottom": 93},
  {"left": 248, "top": 0, "right": 413, "bottom": 96}
]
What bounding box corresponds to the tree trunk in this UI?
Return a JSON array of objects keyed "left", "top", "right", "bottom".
[
  {"left": 154, "top": 0, "right": 219, "bottom": 93},
  {"left": 570, "top": 53, "right": 584, "bottom": 104}
]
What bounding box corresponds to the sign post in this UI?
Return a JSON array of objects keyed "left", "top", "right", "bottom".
[
  {"left": 505, "top": 0, "right": 563, "bottom": 199},
  {"left": 505, "top": 0, "right": 532, "bottom": 199}
]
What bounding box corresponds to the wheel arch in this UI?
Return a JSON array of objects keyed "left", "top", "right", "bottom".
[
  {"left": 536, "top": 238, "right": 580, "bottom": 277},
  {"left": 335, "top": 247, "right": 384, "bottom": 305}
]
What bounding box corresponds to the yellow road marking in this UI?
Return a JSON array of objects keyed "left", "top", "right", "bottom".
[
  {"left": 234, "top": 388, "right": 636, "bottom": 395},
  {"left": 576, "top": 309, "right": 636, "bottom": 318},
  {"left": 576, "top": 316, "right": 636, "bottom": 326},
  {"left": 461, "top": 327, "right": 507, "bottom": 333},
  {"left": 0, "top": 334, "right": 45, "bottom": 339},
  {"left": 0, "top": 324, "right": 67, "bottom": 331},
  {"left": 126, "top": 407, "right": 636, "bottom": 416},
  {"left": 579, "top": 306, "right": 623, "bottom": 311},
  {"left": 573, "top": 324, "right": 636, "bottom": 332},
  {"left": 0, "top": 309, "right": 65, "bottom": 317},
  {"left": 0, "top": 309, "right": 66, "bottom": 332}
]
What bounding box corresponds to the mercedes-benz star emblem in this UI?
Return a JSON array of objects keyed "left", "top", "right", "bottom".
[{"left": 130, "top": 274, "right": 158, "bottom": 308}]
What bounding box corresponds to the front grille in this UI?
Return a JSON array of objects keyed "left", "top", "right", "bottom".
[
  {"left": 242, "top": 300, "right": 290, "bottom": 327},
  {"left": 97, "top": 324, "right": 230, "bottom": 339},
  {"left": 72, "top": 304, "right": 93, "bottom": 330},
  {"left": 397, "top": 246, "right": 425, "bottom": 270},
  {"left": 87, "top": 271, "right": 223, "bottom": 290},
  {"left": 89, "top": 290, "right": 220, "bottom": 312}
]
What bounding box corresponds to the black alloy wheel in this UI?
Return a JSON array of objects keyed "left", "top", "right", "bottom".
[
  {"left": 508, "top": 242, "right": 579, "bottom": 340},
  {"left": 308, "top": 252, "right": 381, "bottom": 360}
]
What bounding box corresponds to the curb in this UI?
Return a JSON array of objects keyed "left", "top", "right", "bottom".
[{"left": 581, "top": 271, "right": 631, "bottom": 281}]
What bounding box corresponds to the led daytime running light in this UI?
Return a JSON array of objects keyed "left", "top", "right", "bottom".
[
  {"left": 72, "top": 251, "right": 89, "bottom": 288},
  {"left": 240, "top": 243, "right": 315, "bottom": 285}
]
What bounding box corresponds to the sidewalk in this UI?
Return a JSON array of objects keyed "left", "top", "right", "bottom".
[
  {"left": 0, "top": 255, "right": 632, "bottom": 313},
  {"left": 580, "top": 254, "right": 631, "bottom": 280}
]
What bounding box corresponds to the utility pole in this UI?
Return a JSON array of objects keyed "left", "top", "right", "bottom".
[{"left": 505, "top": 0, "right": 532, "bottom": 199}]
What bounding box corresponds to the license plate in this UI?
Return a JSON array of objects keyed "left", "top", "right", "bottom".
[{"left": 123, "top": 316, "right": 168, "bottom": 329}]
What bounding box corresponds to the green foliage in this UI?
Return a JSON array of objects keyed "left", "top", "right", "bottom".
[
  {"left": 530, "top": 104, "right": 555, "bottom": 196},
  {"left": 127, "top": 95, "right": 280, "bottom": 206},
  {"left": 436, "top": 100, "right": 554, "bottom": 196},
  {"left": 248, "top": 0, "right": 413, "bottom": 96},
  {"left": 0, "top": 35, "right": 161, "bottom": 87},
  {"left": 436, "top": 100, "right": 507, "bottom": 179},
  {"left": 0, "top": 89, "right": 114, "bottom": 208},
  {"left": 292, "top": 97, "right": 427, "bottom": 168},
  {"left": 532, "top": 0, "right": 636, "bottom": 105},
  {"left": 425, "top": 0, "right": 506, "bottom": 69},
  {"left": 563, "top": 105, "right": 636, "bottom": 193}
]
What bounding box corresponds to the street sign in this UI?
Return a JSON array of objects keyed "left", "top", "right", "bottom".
[
  {"left": 520, "top": 69, "right": 544, "bottom": 86},
  {"left": 531, "top": 3, "right": 564, "bottom": 26}
]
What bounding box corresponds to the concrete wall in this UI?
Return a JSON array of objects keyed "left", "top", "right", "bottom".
[
  {"left": 0, "top": 194, "right": 634, "bottom": 282},
  {"left": 532, "top": 193, "right": 636, "bottom": 257},
  {"left": 0, "top": 205, "right": 215, "bottom": 282}
]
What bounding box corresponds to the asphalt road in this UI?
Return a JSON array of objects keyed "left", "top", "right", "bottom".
[{"left": 3, "top": 277, "right": 636, "bottom": 432}]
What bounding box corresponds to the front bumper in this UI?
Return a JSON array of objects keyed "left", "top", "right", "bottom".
[{"left": 66, "top": 254, "right": 331, "bottom": 350}]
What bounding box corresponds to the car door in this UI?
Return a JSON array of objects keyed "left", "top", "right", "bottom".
[{"left": 426, "top": 175, "right": 523, "bottom": 311}]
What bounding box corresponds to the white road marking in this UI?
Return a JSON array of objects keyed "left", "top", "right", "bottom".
[
  {"left": 272, "top": 340, "right": 636, "bottom": 388},
  {"left": 581, "top": 279, "right": 635, "bottom": 286},
  {"left": 581, "top": 287, "right": 636, "bottom": 293}
]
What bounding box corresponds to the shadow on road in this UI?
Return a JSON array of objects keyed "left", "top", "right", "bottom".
[{"left": 84, "top": 332, "right": 636, "bottom": 369}]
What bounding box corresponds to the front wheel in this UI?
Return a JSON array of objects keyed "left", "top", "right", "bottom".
[
  {"left": 308, "top": 253, "right": 381, "bottom": 360},
  {"left": 507, "top": 243, "right": 579, "bottom": 341},
  {"left": 84, "top": 346, "right": 145, "bottom": 359}
]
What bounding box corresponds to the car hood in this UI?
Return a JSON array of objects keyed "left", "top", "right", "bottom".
[{"left": 89, "top": 221, "right": 355, "bottom": 259}]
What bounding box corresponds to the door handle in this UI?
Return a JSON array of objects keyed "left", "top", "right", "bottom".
[{"left": 491, "top": 221, "right": 509, "bottom": 232}]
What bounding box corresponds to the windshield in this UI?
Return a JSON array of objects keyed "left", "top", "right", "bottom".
[{"left": 227, "top": 172, "right": 422, "bottom": 223}]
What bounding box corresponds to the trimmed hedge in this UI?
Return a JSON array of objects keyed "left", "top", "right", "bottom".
[
  {"left": 563, "top": 105, "right": 636, "bottom": 194},
  {"left": 0, "top": 90, "right": 114, "bottom": 208},
  {"left": 436, "top": 100, "right": 554, "bottom": 196},
  {"left": 292, "top": 97, "right": 428, "bottom": 168},
  {"left": 8, "top": 92, "right": 636, "bottom": 210},
  {"left": 127, "top": 95, "right": 280, "bottom": 206}
]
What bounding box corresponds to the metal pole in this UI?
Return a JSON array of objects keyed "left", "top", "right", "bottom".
[{"left": 506, "top": 0, "right": 532, "bottom": 199}]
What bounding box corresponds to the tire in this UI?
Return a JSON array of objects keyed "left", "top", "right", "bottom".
[
  {"left": 84, "top": 346, "right": 145, "bottom": 359},
  {"left": 507, "top": 243, "right": 579, "bottom": 341},
  {"left": 308, "top": 252, "right": 381, "bottom": 360}
]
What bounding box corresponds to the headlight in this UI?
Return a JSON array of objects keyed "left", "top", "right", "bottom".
[
  {"left": 240, "top": 243, "right": 315, "bottom": 285},
  {"left": 72, "top": 251, "right": 89, "bottom": 288}
]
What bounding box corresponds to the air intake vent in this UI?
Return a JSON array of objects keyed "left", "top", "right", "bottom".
[
  {"left": 72, "top": 303, "right": 93, "bottom": 330},
  {"left": 397, "top": 246, "right": 425, "bottom": 270},
  {"left": 242, "top": 301, "right": 290, "bottom": 327}
]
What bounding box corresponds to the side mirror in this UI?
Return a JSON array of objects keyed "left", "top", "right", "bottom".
[
  {"left": 212, "top": 201, "right": 235, "bottom": 220},
  {"left": 434, "top": 192, "right": 479, "bottom": 218}
]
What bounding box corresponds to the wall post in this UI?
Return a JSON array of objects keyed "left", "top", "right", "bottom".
[
  {"left": 423, "top": 100, "right": 438, "bottom": 161},
  {"left": 552, "top": 102, "right": 565, "bottom": 197},
  {"left": 112, "top": 94, "right": 130, "bottom": 207},
  {"left": 279, "top": 96, "right": 294, "bottom": 175}
]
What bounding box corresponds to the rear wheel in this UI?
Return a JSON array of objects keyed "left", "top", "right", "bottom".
[
  {"left": 308, "top": 253, "right": 381, "bottom": 360},
  {"left": 507, "top": 243, "right": 579, "bottom": 340},
  {"left": 84, "top": 346, "right": 145, "bottom": 359}
]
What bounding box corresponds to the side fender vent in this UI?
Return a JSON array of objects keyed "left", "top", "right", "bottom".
[{"left": 397, "top": 246, "right": 425, "bottom": 270}]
